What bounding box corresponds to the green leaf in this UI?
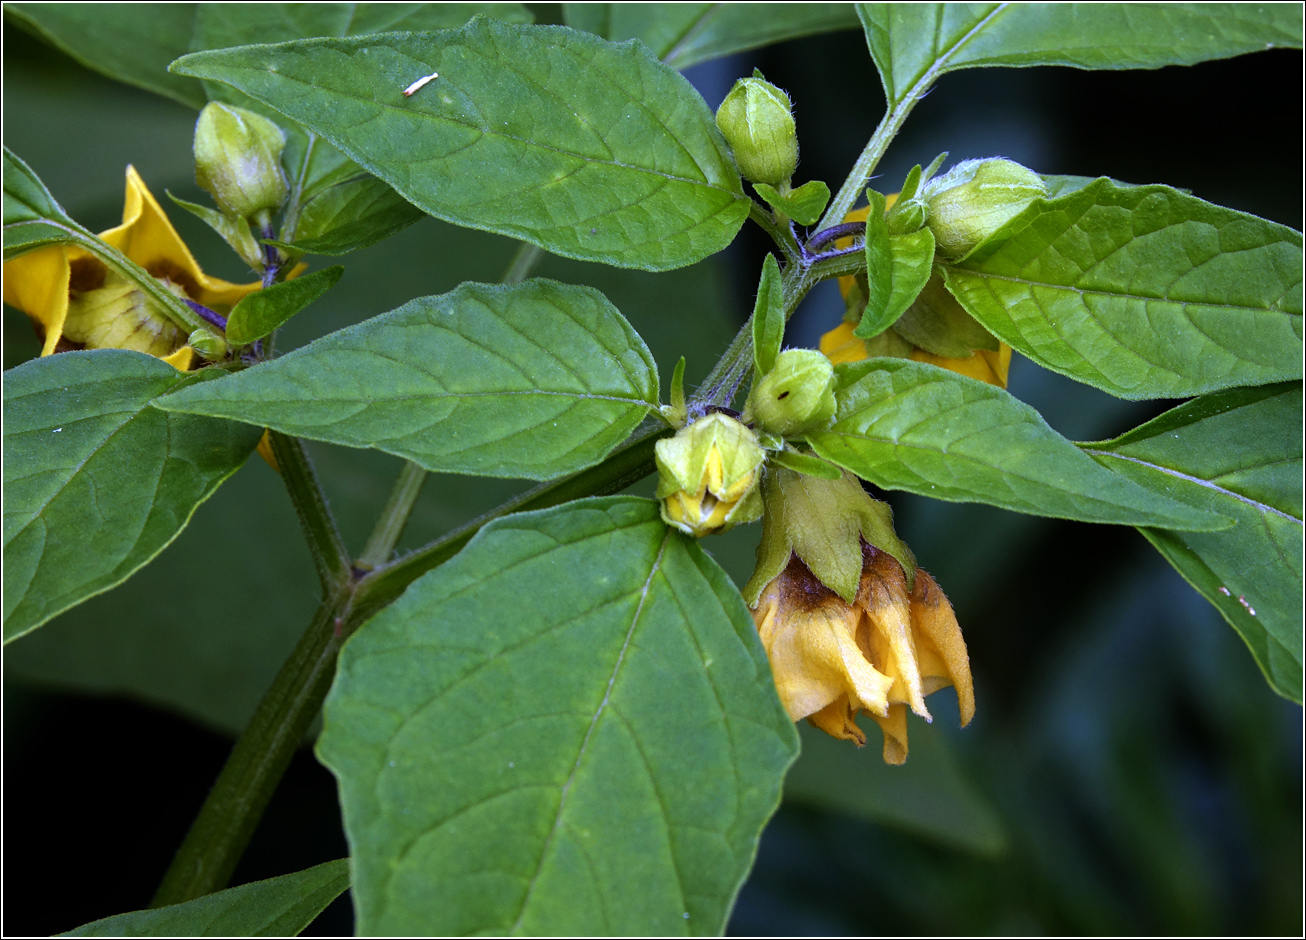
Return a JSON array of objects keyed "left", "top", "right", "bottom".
[
  {"left": 225, "top": 265, "right": 345, "bottom": 345},
  {"left": 858, "top": 189, "right": 892, "bottom": 332},
  {"left": 564, "top": 3, "right": 861, "bottom": 70},
  {"left": 189, "top": 4, "right": 531, "bottom": 254},
  {"left": 3, "top": 145, "right": 77, "bottom": 256},
  {"left": 858, "top": 3, "right": 1304, "bottom": 109},
  {"left": 156, "top": 279, "right": 659, "bottom": 479},
  {"left": 804, "top": 358, "right": 1231, "bottom": 529},
  {"left": 891, "top": 270, "right": 998, "bottom": 358},
  {"left": 317, "top": 497, "right": 798, "bottom": 935},
  {"left": 858, "top": 226, "right": 937, "bottom": 340},
  {"left": 6, "top": 2, "right": 205, "bottom": 108},
  {"left": 943, "top": 179, "right": 1303, "bottom": 399},
  {"left": 3, "top": 148, "right": 205, "bottom": 336},
  {"left": 168, "top": 192, "right": 264, "bottom": 270},
  {"left": 3, "top": 351, "right": 261, "bottom": 643},
  {"left": 272, "top": 176, "right": 424, "bottom": 256},
  {"left": 1082, "top": 382, "right": 1303, "bottom": 702},
  {"left": 752, "top": 253, "right": 784, "bottom": 376},
  {"left": 752, "top": 180, "right": 831, "bottom": 227},
  {"left": 59, "top": 859, "right": 349, "bottom": 937},
  {"left": 171, "top": 18, "right": 749, "bottom": 272}
]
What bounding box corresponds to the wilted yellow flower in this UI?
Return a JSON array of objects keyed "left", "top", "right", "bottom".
[
  {"left": 824, "top": 202, "right": 1012, "bottom": 388},
  {"left": 3, "top": 165, "right": 261, "bottom": 370},
  {"left": 752, "top": 543, "right": 974, "bottom": 764},
  {"left": 655, "top": 412, "right": 764, "bottom": 537}
]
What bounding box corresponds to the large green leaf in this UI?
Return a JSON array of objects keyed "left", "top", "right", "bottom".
[
  {"left": 859, "top": 3, "right": 1304, "bottom": 109},
  {"left": 565, "top": 3, "right": 861, "bottom": 70},
  {"left": 942, "top": 179, "right": 1303, "bottom": 399},
  {"left": 804, "top": 358, "right": 1230, "bottom": 529},
  {"left": 6, "top": 2, "right": 205, "bottom": 108},
  {"left": 60, "top": 859, "right": 349, "bottom": 937},
  {"left": 156, "top": 279, "right": 659, "bottom": 479},
  {"left": 1083, "top": 383, "right": 1303, "bottom": 702},
  {"left": 3, "top": 351, "right": 261, "bottom": 643},
  {"left": 317, "top": 497, "right": 798, "bottom": 935},
  {"left": 170, "top": 18, "right": 750, "bottom": 271}
]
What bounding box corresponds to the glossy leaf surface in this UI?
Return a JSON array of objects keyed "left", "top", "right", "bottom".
[
  {"left": 157, "top": 279, "right": 659, "bottom": 479},
  {"left": 3, "top": 351, "right": 260, "bottom": 642},
  {"left": 859, "top": 3, "right": 1304, "bottom": 108},
  {"left": 61, "top": 859, "right": 349, "bottom": 937},
  {"left": 318, "top": 497, "right": 798, "bottom": 935},
  {"left": 564, "top": 3, "right": 860, "bottom": 70},
  {"left": 1084, "top": 383, "right": 1303, "bottom": 701},
  {"left": 805, "top": 359, "right": 1230, "bottom": 529},
  {"left": 943, "top": 180, "right": 1303, "bottom": 399},
  {"left": 172, "top": 18, "right": 749, "bottom": 271}
]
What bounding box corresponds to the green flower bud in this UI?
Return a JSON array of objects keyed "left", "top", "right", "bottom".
[
  {"left": 924, "top": 158, "right": 1046, "bottom": 258},
  {"left": 187, "top": 327, "right": 228, "bottom": 360},
  {"left": 655, "top": 412, "right": 765, "bottom": 537},
  {"left": 715, "top": 76, "right": 798, "bottom": 187},
  {"left": 745, "top": 349, "right": 837, "bottom": 436},
  {"left": 194, "top": 103, "right": 289, "bottom": 225}
]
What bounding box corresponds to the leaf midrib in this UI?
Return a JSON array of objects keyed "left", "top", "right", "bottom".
[{"left": 1084, "top": 449, "right": 1303, "bottom": 524}]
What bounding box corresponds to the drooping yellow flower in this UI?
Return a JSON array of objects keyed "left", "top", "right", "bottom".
[
  {"left": 2, "top": 165, "right": 261, "bottom": 370},
  {"left": 751, "top": 543, "right": 974, "bottom": 764},
  {"left": 824, "top": 201, "right": 1013, "bottom": 388}
]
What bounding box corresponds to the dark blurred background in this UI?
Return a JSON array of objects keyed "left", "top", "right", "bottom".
[{"left": 4, "top": 5, "right": 1301, "bottom": 936}]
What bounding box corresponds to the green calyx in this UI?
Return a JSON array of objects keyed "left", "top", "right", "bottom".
[
  {"left": 743, "top": 467, "right": 916, "bottom": 606},
  {"left": 744, "top": 349, "right": 837, "bottom": 436},
  {"left": 925, "top": 158, "right": 1046, "bottom": 258},
  {"left": 715, "top": 75, "right": 798, "bottom": 187},
  {"left": 194, "top": 102, "right": 289, "bottom": 225}
]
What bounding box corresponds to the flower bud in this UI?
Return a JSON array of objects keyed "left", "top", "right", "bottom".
[
  {"left": 924, "top": 158, "right": 1045, "bottom": 258},
  {"left": 655, "top": 412, "right": 765, "bottom": 537},
  {"left": 194, "top": 102, "right": 289, "bottom": 225},
  {"left": 715, "top": 76, "right": 798, "bottom": 187},
  {"left": 745, "top": 349, "right": 837, "bottom": 436},
  {"left": 187, "top": 327, "right": 228, "bottom": 360}
]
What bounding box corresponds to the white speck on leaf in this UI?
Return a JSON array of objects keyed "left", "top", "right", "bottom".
[{"left": 403, "top": 71, "right": 439, "bottom": 97}]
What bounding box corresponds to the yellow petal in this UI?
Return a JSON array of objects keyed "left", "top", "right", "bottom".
[
  {"left": 908, "top": 570, "right": 975, "bottom": 727},
  {"left": 86, "top": 165, "right": 261, "bottom": 309},
  {"left": 753, "top": 576, "right": 893, "bottom": 722},
  {"left": 807, "top": 696, "right": 867, "bottom": 746},
  {"left": 256, "top": 429, "right": 280, "bottom": 472},
  {"left": 163, "top": 345, "right": 197, "bottom": 371},
  {"left": 857, "top": 549, "right": 930, "bottom": 720},
  {"left": 869, "top": 703, "right": 910, "bottom": 765},
  {"left": 818, "top": 320, "right": 869, "bottom": 366},
  {"left": 3, "top": 245, "right": 71, "bottom": 356},
  {"left": 910, "top": 344, "right": 1012, "bottom": 388}
]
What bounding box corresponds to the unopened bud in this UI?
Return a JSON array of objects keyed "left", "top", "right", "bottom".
[
  {"left": 925, "top": 158, "right": 1045, "bottom": 258},
  {"left": 745, "top": 349, "right": 836, "bottom": 436},
  {"left": 194, "top": 102, "right": 289, "bottom": 224},
  {"left": 655, "top": 412, "right": 765, "bottom": 537},
  {"left": 715, "top": 76, "right": 799, "bottom": 187},
  {"left": 187, "top": 327, "right": 228, "bottom": 360}
]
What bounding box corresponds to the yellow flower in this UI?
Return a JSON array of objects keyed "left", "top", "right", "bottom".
[
  {"left": 752, "top": 543, "right": 974, "bottom": 764},
  {"left": 824, "top": 201, "right": 1012, "bottom": 388},
  {"left": 3, "top": 165, "right": 261, "bottom": 370}
]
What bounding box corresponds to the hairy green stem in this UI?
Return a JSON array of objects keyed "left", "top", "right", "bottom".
[{"left": 817, "top": 96, "right": 922, "bottom": 233}]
